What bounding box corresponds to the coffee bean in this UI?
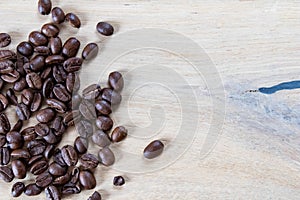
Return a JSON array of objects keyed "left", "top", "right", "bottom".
[
  {"left": 6, "top": 131, "right": 24, "bottom": 150},
  {"left": 38, "top": 0, "right": 52, "bottom": 15},
  {"left": 44, "top": 144, "right": 55, "bottom": 159},
  {"left": 17, "top": 41, "right": 34, "bottom": 57},
  {"left": 80, "top": 153, "right": 99, "bottom": 170},
  {"left": 53, "top": 149, "right": 66, "bottom": 167},
  {"left": 29, "top": 55, "right": 45, "bottom": 71},
  {"left": 63, "top": 110, "right": 81, "bottom": 126},
  {"left": 61, "top": 145, "right": 78, "bottom": 166},
  {"left": 49, "top": 37, "right": 62, "bottom": 54},
  {"left": 30, "top": 159, "right": 48, "bottom": 175},
  {"left": 108, "top": 71, "right": 123, "bottom": 91},
  {"left": 1, "top": 70, "right": 20, "bottom": 83},
  {"left": 0, "top": 166, "right": 14, "bottom": 182},
  {"left": 21, "top": 89, "right": 33, "bottom": 106},
  {"left": 74, "top": 137, "right": 88, "bottom": 154},
  {"left": 21, "top": 126, "right": 37, "bottom": 142},
  {"left": 113, "top": 176, "right": 125, "bottom": 186},
  {"left": 61, "top": 182, "right": 80, "bottom": 194},
  {"left": 95, "top": 116, "right": 113, "bottom": 131},
  {"left": 11, "top": 182, "right": 25, "bottom": 197},
  {"left": 0, "top": 60, "right": 14, "bottom": 74},
  {"left": 23, "top": 63, "right": 32, "bottom": 74},
  {"left": 70, "top": 167, "right": 80, "bottom": 184},
  {"left": 11, "top": 149, "right": 30, "bottom": 159},
  {"left": 30, "top": 92, "right": 43, "bottom": 112},
  {"left": 0, "top": 93, "right": 8, "bottom": 111},
  {"left": 52, "top": 65, "right": 67, "bottom": 83},
  {"left": 36, "top": 171, "right": 53, "bottom": 188},
  {"left": 0, "top": 113, "right": 10, "bottom": 134},
  {"left": 76, "top": 120, "right": 93, "bottom": 138},
  {"left": 82, "top": 84, "right": 101, "bottom": 100},
  {"left": 27, "top": 139, "right": 46, "bottom": 156},
  {"left": 26, "top": 72, "right": 42, "bottom": 90},
  {"left": 0, "top": 147, "right": 10, "bottom": 165},
  {"left": 42, "top": 78, "right": 54, "bottom": 99},
  {"left": 53, "top": 84, "right": 71, "bottom": 102},
  {"left": 44, "top": 129, "right": 61, "bottom": 144},
  {"left": 6, "top": 88, "right": 18, "bottom": 106},
  {"left": 79, "top": 170, "right": 96, "bottom": 189},
  {"left": 28, "top": 155, "right": 44, "bottom": 166},
  {"left": 11, "top": 120, "right": 23, "bottom": 132},
  {"left": 82, "top": 43, "right": 98, "bottom": 60},
  {"left": 16, "top": 103, "right": 31, "bottom": 121},
  {"left": 36, "top": 108, "right": 56, "bottom": 123},
  {"left": 98, "top": 147, "right": 115, "bottom": 166},
  {"left": 46, "top": 99, "right": 67, "bottom": 114},
  {"left": 29, "top": 31, "right": 48, "bottom": 46},
  {"left": 0, "top": 50, "right": 16, "bottom": 61},
  {"left": 34, "top": 46, "right": 51, "bottom": 56},
  {"left": 87, "top": 191, "right": 102, "bottom": 200},
  {"left": 14, "top": 77, "right": 28, "bottom": 92},
  {"left": 11, "top": 160, "right": 26, "bottom": 179},
  {"left": 62, "top": 37, "right": 80, "bottom": 58},
  {"left": 52, "top": 7, "right": 65, "bottom": 24},
  {"left": 100, "top": 88, "right": 122, "bottom": 105},
  {"left": 96, "top": 22, "right": 114, "bottom": 36},
  {"left": 51, "top": 116, "right": 66, "bottom": 136},
  {"left": 48, "top": 162, "right": 67, "bottom": 176},
  {"left": 35, "top": 123, "right": 50, "bottom": 137},
  {"left": 45, "top": 185, "right": 60, "bottom": 200},
  {"left": 0, "top": 33, "right": 11, "bottom": 48},
  {"left": 66, "top": 72, "right": 80, "bottom": 93},
  {"left": 111, "top": 126, "right": 127, "bottom": 143},
  {"left": 45, "top": 55, "right": 64, "bottom": 65},
  {"left": 53, "top": 172, "right": 70, "bottom": 185},
  {"left": 95, "top": 100, "right": 112, "bottom": 115},
  {"left": 79, "top": 100, "right": 96, "bottom": 120},
  {"left": 41, "top": 66, "right": 52, "bottom": 80},
  {"left": 0, "top": 134, "right": 6, "bottom": 147},
  {"left": 24, "top": 183, "right": 42, "bottom": 196},
  {"left": 63, "top": 57, "right": 82, "bottom": 72},
  {"left": 65, "top": 13, "right": 81, "bottom": 28},
  {"left": 143, "top": 140, "right": 164, "bottom": 159},
  {"left": 92, "top": 130, "right": 111, "bottom": 148},
  {"left": 41, "top": 23, "right": 59, "bottom": 37}
]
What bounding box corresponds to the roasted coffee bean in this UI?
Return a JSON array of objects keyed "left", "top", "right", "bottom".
[
  {"left": 21, "top": 89, "right": 33, "bottom": 106},
  {"left": 16, "top": 56, "right": 28, "bottom": 75},
  {"left": 74, "top": 136, "right": 88, "bottom": 154},
  {"left": 82, "top": 84, "right": 101, "bottom": 100},
  {"left": 0, "top": 134, "right": 6, "bottom": 147},
  {"left": 0, "top": 113, "right": 10, "bottom": 134},
  {"left": 53, "top": 84, "right": 71, "bottom": 102},
  {"left": 44, "top": 129, "right": 61, "bottom": 144},
  {"left": 0, "top": 166, "right": 14, "bottom": 182},
  {"left": 80, "top": 153, "right": 99, "bottom": 170},
  {"left": 30, "top": 55, "right": 45, "bottom": 71},
  {"left": 111, "top": 126, "right": 127, "bottom": 143},
  {"left": 70, "top": 167, "right": 80, "bottom": 184},
  {"left": 96, "top": 116, "right": 113, "bottom": 131},
  {"left": 38, "top": 0, "right": 52, "bottom": 15},
  {"left": 12, "top": 120, "right": 23, "bottom": 132},
  {"left": 13, "top": 77, "right": 28, "bottom": 92},
  {"left": 79, "top": 170, "right": 96, "bottom": 189},
  {"left": 45, "top": 185, "right": 60, "bottom": 200},
  {"left": 29, "top": 31, "right": 48, "bottom": 46},
  {"left": 70, "top": 94, "right": 82, "bottom": 109},
  {"left": 35, "top": 123, "right": 50, "bottom": 137},
  {"left": 49, "top": 37, "right": 62, "bottom": 55},
  {"left": 24, "top": 183, "right": 42, "bottom": 196},
  {"left": 0, "top": 60, "right": 14, "bottom": 74},
  {"left": 100, "top": 88, "right": 122, "bottom": 105},
  {"left": 53, "top": 172, "right": 70, "bottom": 185},
  {"left": 11, "top": 149, "right": 30, "bottom": 159},
  {"left": 16, "top": 103, "right": 31, "bottom": 121},
  {"left": 65, "top": 13, "right": 81, "bottom": 28},
  {"left": 61, "top": 182, "right": 80, "bottom": 194},
  {"left": 0, "top": 33, "right": 11, "bottom": 48},
  {"left": 87, "top": 191, "right": 102, "bottom": 200},
  {"left": 82, "top": 43, "right": 98, "bottom": 60},
  {"left": 30, "top": 159, "right": 48, "bottom": 175},
  {"left": 0, "top": 50, "right": 16, "bottom": 61},
  {"left": 30, "top": 92, "right": 43, "bottom": 112},
  {"left": 51, "top": 116, "right": 66, "bottom": 135},
  {"left": 11, "top": 182, "right": 25, "bottom": 197},
  {"left": 143, "top": 140, "right": 164, "bottom": 159},
  {"left": 98, "top": 147, "right": 115, "bottom": 166},
  {"left": 6, "top": 131, "right": 23, "bottom": 150},
  {"left": 53, "top": 149, "right": 66, "bottom": 167},
  {"left": 27, "top": 139, "right": 46, "bottom": 156},
  {"left": 1, "top": 70, "right": 20, "bottom": 83},
  {"left": 95, "top": 100, "right": 112, "bottom": 115},
  {"left": 0, "top": 147, "right": 10, "bottom": 165},
  {"left": 6, "top": 88, "right": 18, "bottom": 106},
  {"left": 62, "top": 37, "right": 80, "bottom": 58},
  {"left": 41, "top": 23, "right": 59, "bottom": 37},
  {"left": 23, "top": 63, "right": 32, "bottom": 74},
  {"left": 21, "top": 126, "right": 37, "bottom": 142},
  {"left": 36, "top": 171, "right": 53, "bottom": 188},
  {"left": 45, "top": 55, "right": 64, "bottom": 65},
  {"left": 41, "top": 66, "right": 52, "bottom": 79},
  {"left": 43, "top": 78, "right": 54, "bottom": 98},
  {"left": 92, "top": 130, "right": 111, "bottom": 148},
  {"left": 97, "top": 22, "right": 114, "bottom": 36},
  {"left": 17, "top": 41, "right": 34, "bottom": 57},
  {"left": 63, "top": 110, "right": 81, "bottom": 126},
  {"left": 44, "top": 144, "right": 55, "bottom": 159},
  {"left": 113, "top": 176, "right": 125, "bottom": 186},
  {"left": 28, "top": 155, "right": 44, "bottom": 166},
  {"left": 108, "top": 71, "right": 123, "bottom": 91},
  {"left": 63, "top": 57, "right": 82, "bottom": 72},
  {"left": 34, "top": 46, "right": 50, "bottom": 56},
  {"left": 79, "top": 100, "right": 96, "bottom": 120},
  {"left": 49, "top": 162, "right": 67, "bottom": 176},
  {"left": 66, "top": 72, "right": 80, "bottom": 93},
  {"left": 11, "top": 160, "right": 26, "bottom": 179},
  {"left": 0, "top": 93, "right": 8, "bottom": 111},
  {"left": 76, "top": 120, "right": 93, "bottom": 138},
  {"left": 52, "top": 7, "right": 65, "bottom": 24},
  {"left": 46, "top": 99, "right": 67, "bottom": 114},
  {"left": 36, "top": 108, "right": 56, "bottom": 123},
  {"left": 26, "top": 72, "right": 42, "bottom": 89},
  {"left": 61, "top": 145, "right": 78, "bottom": 166},
  {"left": 52, "top": 65, "right": 67, "bottom": 83}
]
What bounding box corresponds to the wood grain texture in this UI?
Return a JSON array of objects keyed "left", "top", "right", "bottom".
[{"left": 0, "top": 0, "right": 300, "bottom": 199}]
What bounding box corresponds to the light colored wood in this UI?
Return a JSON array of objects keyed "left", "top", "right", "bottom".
[{"left": 0, "top": 0, "right": 300, "bottom": 199}]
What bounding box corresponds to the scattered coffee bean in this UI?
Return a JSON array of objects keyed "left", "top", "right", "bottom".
[
  {"left": 45, "top": 55, "right": 64, "bottom": 65},
  {"left": 53, "top": 148, "right": 66, "bottom": 167},
  {"left": 143, "top": 140, "right": 164, "bottom": 159},
  {"left": 76, "top": 120, "right": 93, "bottom": 138},
  {"left": 44, "top": 129, "right": 61, "bottom": 144},
  {"left": 80, "top": 153, "right": 99, "bottom": 170},
  {"left": 108, "top": 71, "right": 124, "bottom": 91},
  {"left": 0, "top": 113, "right": 10, "bottom": 134},
  {"left": 79, "top": 170, "right": 96, "bottom": 189},
  {"left": 0, "top": 33, "right": 11, "bottom": 48},
  {"left": 11, "top": 182, "right": 25, "bottom": 197},
  {"left": 30, "top": 92, "right": 43, "bottom": 112},
  {"left": 70, "top": 167, "right": 80, "bottom": 184},
  {"left": 63, "top": 57, "right": 82, "bottom": 72},
  {"left": 38, "top": 0, "right": 52, "bottom": 15},
  {"left": 0, "top": 60, "right": 14, "bottom": 74},
  {"left": 96, "top": 22, "right": 114, "bottom": 36},
  {"left": 44, "top": 144, "right": 55, "bottom": 159},
  {"left": 42, "top": 78, "right": 54, "bottom": 98},
  {"left": 95, "top": 115, "right": 113, "bottom": 131},
  {"left": 0, "top": 134, "right": 6, "bottom": 147},
  {"left": 66, "top": 72, "right": 80, "bottom": 93},
  {"left": 21, "top": 126, "right": 37, "bottom": 142},
  {"left": 27, "top": 139, "right": 46, "bottom": 156},
  {"left": 16, "top": 103, "right": 31, "bottom": 121},
  {"left": 13, "top": 77, "right": 28, "bottom": 92},
  {"left": 52, "top": 7, "right": 65, "bottom": 24},
  {"left": 40, "top": 66, "right": 52, "bottom": 80},
  {"left": 92, "top": 130, "right": 111, "bottom": 148},
  {"left": 61, "top": 182, "right": 80, "bottom": 194},
  {"left": 0, "top": 50, "right": 16, "bottom": 60},
  {"left": 36, "top": 108, "right": 56, "bottom": 123},
  {"left": 87, "top": 191, "right": 102, "bottom": 200},
  {"left": 49, "top": 37, "right": 62, "bottom": 54},
  {"left": 26, "top": 72, "right": 42, "bottom": 90},
  {"left": 46, "top": 98, "right": 67, "bottom": 113},
  {"left": 51, "top": 116, "right": 66, "bottom": 136},
  {"left": 17, "top": 41, "right": 34, "bottom": 57},
  {"left": 65, "top": 13, "right": 81, "bottom": 28},
  {"left": 95, "top": 100, "right": 112, "bottom": 115},
  {"left": 53, "top": 84, "right": 71, "bottom": 102},
  {"left": 53, "top": 172, "right": 70, "bottom": 185},
  {"left": 61, "top": 145, "right": 78, "bottom": 166},
  {"left": 45, "top": 185, "right": 60, "bottom": 200},
  {"left": 29, "top": 31, "right": 48, "bottom": 46},
  {"left": 1, "top": 70, "right": 20, "bottom": 83},
  {"left": 24, "top": 183, "right": 42, "bottom": 196},
  {"left": 98, "top": 147, "right": 115, "bottom": 166},
  {"left": 11, "top": 120, "right": 23, "bottom": 132},
  {"left": 30, "top": 55, "right": 45, "bottom": 71},
  {"left": 62, "top": 37, "right": 80, "bottom": 58},
  {"left": 0, "top": 166, "right": 14, "bottom": 182},
  {"left": 34, "top": 46, "right": 51, "bottom": 56},
  {"left": 79, "top": 99, "right": 96, "bottom": 120},
  {"left": 11, "top": 160, "right": 26, "bottom": 179},
  {"left": 63, "top": 110, "right": 81, "bottom": 126},
  {"left": 74, "top": 136, "right": 88, "bottom": 154},
  {"left": 6, "top": 131, "right": 24, "bottom": 149},
  {"left": 100, "top": 88, "right": 122, "bottom": 105},
  {"left": 0, "top": 147, "right": 10, "bottom": 165},
  {"left": 6, "top": 88, "right": 18, "bottom": 105},
  {"left": 35, "top": 123, "right": 50, "bottom": 137},
  {"left": 11, "top": 149, "right": 30, "bottom": 159},
  {"left": 30, "top": 159, "right": 48, "bottom": 175},
  {"left": 82, "top": 43, "right": 99, "bottom": 60},
  {"left": 48, "top": 162, "right": 67, "bottom": 176},
  {"left": 111, "top": 126, "right": 127, "bottom": 143},
  {"left": 36, "top": 171, "right": 53, "bottom": 188},
  {"left": 52, "top": 65, "right": 67, "bottom": 83},
  {"left": 113, "top": 176, "right": 125, "bottom": 186},
  {"left": 41, "top": 23, "right": 59, "bottom": 37}
]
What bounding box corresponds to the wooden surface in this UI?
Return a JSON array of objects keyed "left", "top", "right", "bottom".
[{"left": 1, "top": 0, "right": 300, "bottom": 199}]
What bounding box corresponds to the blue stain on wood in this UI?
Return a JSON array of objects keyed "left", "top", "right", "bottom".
[{"left": 259, "top": 80, "right": 300, "bottom": 94}]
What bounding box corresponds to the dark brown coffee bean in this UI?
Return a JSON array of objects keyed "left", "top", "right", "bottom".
[
  {"left": 6, "top": 88, "right": 18, "bottom": 106},
  {"left": 13, "top": 77, "right": 28, "bottom": 92},
  {"left": 95, "top": 100, "right": 112, "bottom": 115},
  {"left": 0, "top": 93, "right": 8, "bottom": 111},
  {"left": 92, "top": 130, "right": 111, "bottom": 148},
  {"left": 51, "top": 116, "right": 66, "bottom": 136},
  {"left": 143, "top": 140, "right": 164, "bottom": 159},
  {"left": 52, "top": 65, "right": 67, "bottom": 83},
  {"left": 0, "top": 50, "right": 16, "bottom": 61},
  {"left": 111, "top": 126, "right": 127, "bottom": 143},
  {"left": 98, "top": 147, "right": 115, "bottom": 166},
  {"left": 6, "top": 131, "right": 23, "bottom": 150},
  {"left": 0, "top": 166, "right": 14, "bottom": 182},
  {"left": 34, "top": 46, "right": 50, "bottom": 56},
  {"left": 53, "top": 84, "right": 71, "bottom": 102},
  {"left": 61, "top": 145, "right": 78, "bottom": 166},
  {"left": 23, "top": 63, "right": 32, "bottom": 74},
  {"left": 96, "top": 116, "right": 113, "bottom": 131},
  {"left": 66, "top": 72, "right": 80, "bottom": 93},
  {"left": 46, "top": 99, "right": 67, "bottom": 114},
  {"left": 82, "top": 43, "right": 98, "bottom": 60},
  {"left": 88, "top": 191, "right": 102, "bottom": 200},
  {"left": 35, "top": 123, "right": 50, "bottom": 137},
  {"left": 0, "top": 134, "right": 6, "bottom": 147},
  {"left": 11, "top": 160, "right": 26, "bottom": 179},
  {"left": 63, "top": 110, "right": 81, "bottom": 126},
  {"left": 49, "top": 37, "right": 62, "bottom": 55},
  {"left": 74, "top": 137, "right": 88, "bottom": 154},
  {"left": 0, "top": 33, "right": 11, "bottom": 48},
  {"left": 11, "top": 182, "right": 25, "bottom": 197},
  {"left": 82, "top": 84, "right": 101, "bottom": 100},
  {"left": 38, "top": 0, "right": 52, "bottom": 15},
  {"left": 36, "top": 108, "right": 56, "bottom": 123},
  {"left": 26, "top": 72, "right": 42, "bottom": 89},
  {"left": 28, "top": 155, "right": 44, "bottom": 166},
  {"left": 113, "top": 176, "right": 125, "bottom": 186},
  {"left": 0, "top": 147, "right": 10, "bottom": 165},
  {"left": 52, "top": 7, "right": 65, "bottom": 24},
  {"left": 62, "top": 37, "right": 80, "bottom": 58},
  {"left": 30, "top": 92, "right": 43, "bottom": 112},
  {"left": 65, "top": 13, "right": 81, "bottom": 28},
  {"left": 100, "top": 88, "right": 122, "bottom": 105},
  {"left": 97, "top": 22, "right": 114, "bottom": 36},
  {"left": 16, "top": 55, "right": 28, "bottom": 75},
  {"left": 21, "top": 126, "right": 37, "bottom": 142},
  {"left": 30, "top": 55, "right": 45, "bottom": 71},
  {"left": 42, "top": 78, "right": 54, "bottom": 98},
  {"left": 63, "top": 57, "right": 82, "bottom": 72},
  {"left": 80, "top": 153, "right": 99, "bottom": 170},
  {"left": 1, "top": 70, "right": 20, "bottom": 83},
  {"left": 45, "top": 185, "right": 60, "bottom": 200},
  {"left": 30, "top": 159, "right": 48, "bottom": 175},
  {"left": 21, "top": 89, "right": 33, "bottom": 106},
  {"left": 41, "top": 66, "right": 52, "bottom": 79},
  {"left": 45, "top": 55, "right": 64, "bottom": 65},
  {"left": 41, "top": 23, "right": 59, "bottom": 37},
  {"left": 53, "top": 172, "right": 71, "bottom": 186},
  {"left": 48, "top": 162, "right": 67, "bottom": 176},
  {"left": 76, "top": 120, "right": 93, "bottom": 138},
  {"left": 11, "top": 120, "right": 23, "bottom": 132},
  {"left": 0, "top": 60, "right": 14, "bottom": 75},
  {"left": 108, "top": 71, "right": 123, "bottom": 91},
  {"left": 29, "top": 31, "right": 48, "bottom": 46},
  {"left": 44, "top": 144, "right": 55, "bottom": 159},
  {"left": 79, "top": 100, "right": 96, "bottom": 120},
  {"left": 27, "top": 139, "right": 46, "bottom": 156},
  {"left": 36, "top": 171, "right": 53, "bottom": 188},
  {"left": 11, "top": 149, "right": 30, "bottom": 159},
  {"left": 16, "top": 103, "right": 31, "bottom": 121},
  {"left": 79, "top": 170, "right": 96, "bottom": 189},
  {"left": 0, "top": 113, "right": 10, "bottom": 134},
  {"left": 44, "top": 129, "right": 61, "bottom": 144},
  {"left": 24, "top": 183, "right": 42, "bottom": 196},
  {"left": 70, "top": 167, "right": 80, "bottom": 184},
  {"left": 61, "top": 182, "right": 80, "bottom": 194},
  {"left": 17, "top": 41, "right": 34, "bottom": 57},
  {"left": 53, "top": 149, "right": 66, "bottom": 167}
]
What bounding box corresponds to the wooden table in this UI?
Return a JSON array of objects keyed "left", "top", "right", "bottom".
[{"left": 0, "top": 0, "right": 300, "bottom": 199}]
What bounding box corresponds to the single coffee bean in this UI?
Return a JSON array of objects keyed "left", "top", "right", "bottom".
[
  {"left": 80, "top": 153, "right": 99, "bottom": 170},
  {"left": 113, "top": 176, "right": 125, "bottom": 186},
  {"left": 46, "top": 99, "right": 67, "bottom": 114},
  {"left": 36, "top": 108, "right": 56, "bottom": 123},
  {"left": 143, "top": 140, "right": 164, "bottom": 159},
  {"left": 1, "top": 70, "right": 20, "bottom": 83},
  {"left": 16, "top": 103, "right": 31, "bottom": 121},
  {"left": 87, "top": 191, "right": 102, "bottom": 200},
  {"left": 0, "top": 50, "right": 16, "bottom": 60},
  {"left": 21, "top": 126, "right": 37, "bottom": 142},
  {"left": 30, "top": 92, "right": 43, "bottom": 112},
  {"left": 0, "top": 134, "right": 6, "bottom": 147},
  {"left": 100, "top": 88, "right": 122, "bottom": 105},
  {"left": 92, "top": 130, "right": 111, "bottom": 148},
  {"left": 40, "top": 66, "right": 52, "bottom": 79},
  {"left": 11, "top": 160, "right": 26, "bottom": 179},
  {"left": 65, "top": 13, "right": 81, "bottom": 28},
  {"left": 41, "top": 23, "right": 59, "bottom": 37},
  {"left": 49, "top": 37, "right": 62, "bottom": 55},
  {"left": 53, "top": 172, "right": 70, "bottom": 185},
  {"left": 95, "top": 116, "right": 113, "bottom": 131},
  {"left": 6, "top": 88, "right": 18, "bottom": 106},
  {"left": 28, "top": 155, "right": 44, "bottom": 166},
  {"left": 34, "top": 46, "right": 51, "bottom": 56},
  {"left": 108, "top": 71, "right": 124, "bottom": 91},
  {"left": 0, "top": 147, "right": 10, "bottom": 165},
  {"left": 0, "top": 60, "right": 14, "bottom": 74},
  {"left": 6, "top": 131, "right": 23, "bottom": 150},
  {"left": 61, "top": 182, "right": 80, "bottom": 194},
  {"left": 53, "top": 84, "right": 71, "bottom": 102},
  {"left": 11, "top": 149, "right": 30, "bottom": 159},
  {"left": 52, "top": 7, "right": 65, "bottom": 24},
  {"left": 0, "top": 93, "right": 8, "bottom": 111},
  {"left": 82, "top": 43, "right": 98, "bottom": 60},
  {"left": 52, "top": 65, "right": 67, "bottom": 83},
  {"left": 66, "top": 72, "right": 80, "bottom": 93},
  {"left": 0, "top": 113, "right": 10, "bottom": 134},
  {"left": 17, "top": 41, "right": 33, "bottom": 57},
  {"left": 97, "top": 22, "right": 114, "bottom": 36},
  {"left": 21, "top": 89, "right": 33, "bottom": 106},
  {"left": 45, "top": 185, "right": 60, "bottom": 200},
  {"left": 76, "top": 120, "right": 93, "bottom": 138},
  {"left": 62, "top": 37, "right": 80, "bottom": 58},
  {"left": 11, "top": 182, "right": 25, "bottom": 197},
  {"left": 24, "top": 183, "right": 42, "bottom": 196},
  {"left": 74, "top": 137, "right": 88, "bottom": 154},
  {"left": 51, "top": 116, "right": 66, "bottom": 136},
  {"left": 95, "top": 100, "right": 112, "bottom": 115},
  {"left": 38, "top": 0, "right": 52, "bottom": 15},
  {"left": 11, "top": 120, "right": 23, "bottom": 132},
  {"left": 44, "top": 144, "right": 55, "bottom": 159},
  {"left": 45, "top": 55, "right": 64, "bottom": 65},
  {"left": 0, "top": 33, "right": 11, "bottom": 48},
  {"left": 13, "top": 77, "right": 28, "bottom": 92},
  {"left": 35, "top": 123, "right": 50, "bottom": 137},
  {"left": 82, "top": 84, "right": 101, "bottom": 100},
  {"left": 42, "top": 78, "right": 54, "bottom": 98},
  {"left": 70, "top": 167, "right": 80, "bottom": 184},
  {"left": 48, "top": 162, "right": 67, "bottom": 176},
  {"left": 79, "top": 100, "right": 96, "bottom": 120},
  {"left": 63, "top": 57, "right": 82, "bottom": 72},
  {"left": 0, "top": 166, "right": 14, "bottom": 182},
  {"left": 30, "top": 55, "right": 45, "bottom": 71},
  {"left": 98, "top": 147, "right": 115, "bottom": 166},
  {"left": 43, "top": 129, "right": 61, "bottom": 144},
  {"left": 29, "top": 31, "right": 48, "bottom": 46},
  {"left": 79, "top": 170, "right": 96, "bottom": 189},
  {"left": 36, "top": 171, "right": 53, "bottom": 188},
  {"left": 27, "top": 139, "right": 46, "bottom": 156},
  {"left": 15, "top": 55, "right": 28, "bottom": 75},
  {"left": 63, "top": 110, "right": 81, "bottom": 126},
  {"left": 111, "top": 126, "right": 128, "bottom": 143},
  {"left": 61, "top": 145, "right": 78, "bottom": 166},
  {"left": 26, "top": 72, "right": 42, "bottom": 90},
  {"left": 30, "top": 159, "right": 48, "bottom": 175},
  {"left": 53, "top": 149, "right": 66, "bottom": 167}
]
